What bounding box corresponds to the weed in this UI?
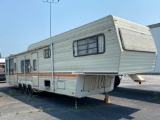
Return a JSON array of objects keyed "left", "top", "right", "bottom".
[
  {"left": 8, "top": 89, "right": 32, "bottom": 100},
  {"left": 25, "top": 95, "right": 31, "bottom": 100},
  {"left": 38, "top": 107, "right": 43, "bottom": 112},
  {"left": 8, "top": 90, "right": 21, "bottom": 96},
  {"left": 148, "top": 92, "right": 160, "bottom": 101},
  {"left": 16, "top": 112, "right": 19, "bottom": 115},
  {"left": 29, "top": 110, "right": 33, "bottom": 113},
  {"left": 44, "top": 108, "right": 54, "bottom": 112}
]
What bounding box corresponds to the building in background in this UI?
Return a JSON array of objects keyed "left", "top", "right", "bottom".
[{"left": 148, "top": 23, "right": 160, "bottom": 73}]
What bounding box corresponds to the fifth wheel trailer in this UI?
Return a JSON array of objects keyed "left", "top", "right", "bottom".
[
  {"left": 5, "top": 15, "right": 157, "bottom": 102},
  {"left": 148, "top": 23, "right": 160, "bottom": 74}
]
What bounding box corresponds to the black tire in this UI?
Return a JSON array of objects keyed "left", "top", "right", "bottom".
[
  {"left": 114, "top": 76, "right": 121, "bottom": 88},
  {"left": 28, "top": 85, "right": 34, "bottom": 96},
  {"left": 23, "top": 85, "right": 28, "bottom": 94},
  {"left": 22, "top": 85, "right": 25, "bottom": 94},
  {"left": 19, "top": 84, "right": 23, "bottom": 93}
]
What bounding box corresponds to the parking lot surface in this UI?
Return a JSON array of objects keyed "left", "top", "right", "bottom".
[{"left": 0, "top": 75, "right": 160, "bottom": 120}]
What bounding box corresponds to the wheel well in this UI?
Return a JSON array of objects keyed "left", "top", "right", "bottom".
[{"left": 114, "top": 76, "right": 121, "bottom": 88}]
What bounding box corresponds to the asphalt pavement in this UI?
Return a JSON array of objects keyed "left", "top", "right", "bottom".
[{"left": 0, "top": 75, "right": 160, "bottom": 120}]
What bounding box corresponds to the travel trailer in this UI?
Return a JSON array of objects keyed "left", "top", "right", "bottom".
[
  {"left": 148, "top": 23, "right": 160, "bottom": 74},
  {"left": 5, "top": 15, "right": 157, "bottom": 103}
]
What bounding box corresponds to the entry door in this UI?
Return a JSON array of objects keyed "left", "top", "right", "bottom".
[
  {"left": 9, "top": 59, "right": 14, "bottom": 85},
  {"left": 31, "top": 53, "right": 39, "bottom": 87},
  {"left": 13, "top": 58, "right": 18, "bottom": 85}
]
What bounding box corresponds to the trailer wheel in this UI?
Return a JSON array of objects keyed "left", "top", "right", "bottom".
[
  {"left": 28, "top": 85, "right": 34, "bottom": 96},
  {"left": 114, "top": 76, "right": 121, "bottom": 88},
  {"left": 23, "top": 85, "right": 28, "bottom": 94},
  {"left": 19, "top": 84, "right": 23, "bottom": 93},
  {"left": 22, "top": 85, "right": 25, "bottom": 94}
]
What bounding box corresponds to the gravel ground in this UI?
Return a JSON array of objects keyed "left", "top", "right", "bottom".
[{"left": 0, "top": 75, "right": 160, "bottom": 120}]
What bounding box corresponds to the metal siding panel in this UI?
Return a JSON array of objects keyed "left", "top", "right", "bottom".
[
  {"left": 113, "top": 16, "right": 151, "bottom": 34},
  {"left": 119, "top": 51, "right": 157, "bottom": 74},
  {"left": 113, "top": 16, "right": 157, "bottom": 75},
  {"left": 150, "top": 27, "right": 160, "bottom": 72},
  {"left": 52, "top": 18, "right": 120, "bottom": 73},
  {"left": 27, "top": 16, "right": 114, "bottom": 50},
  {"left": 38, "top": 48, "right": 52, "bottom": 73},
  {"left": 23, "top": 16, "right": 121, "bottom": 74},
  {"left": 75, "top": 75, "right": 115, "bottom": 98},
  {"left": 54, "top": 77, "right": 77, "bottom": 97}
]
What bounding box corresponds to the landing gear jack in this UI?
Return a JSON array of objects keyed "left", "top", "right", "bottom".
[
  {"left": 104, "top": 93, "right": 111, "bottom": 103},
  {"left": 75, "top": 98, "right": 77, "bottom": 109}
]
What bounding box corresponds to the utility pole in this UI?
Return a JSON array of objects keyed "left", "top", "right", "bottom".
[{"left": 42, "top": 0, "right": 60, "bottom": 37}]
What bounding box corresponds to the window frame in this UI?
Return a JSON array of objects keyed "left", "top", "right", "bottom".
[
  {"left": 43, "top": 48, "right": 51, "bottom": 59},
  {"left": 33, "top": 59, "right": 37, "bottom": 71},
  {"left": 118, "top": 28, "right": 156, "bottom": 53},
  {"left": 73, "top": 34, "right": 105, "bottom": 57},
  {"left": 21, "top": 59, "right": 31, "bottom": 73}
]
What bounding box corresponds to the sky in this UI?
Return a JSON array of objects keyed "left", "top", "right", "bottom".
[{"left": 0, "top": 0, "right": 160, "bottom": 57}]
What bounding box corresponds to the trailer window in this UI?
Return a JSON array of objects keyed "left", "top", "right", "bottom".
[
  {"left": 21, "top": 60, "right": 31, "bottom": 73},
  {"left": 119, "top": 28, "right": 157, "bottom": 52},
  {"left": 73, "top": 34, "right": 105, "bottom": 57},
  {"left": 44, "top": 48, "right": 51, "bottom": 58},
  {"left": 33, "top": 59, "right": 37, "bottom": 71}
]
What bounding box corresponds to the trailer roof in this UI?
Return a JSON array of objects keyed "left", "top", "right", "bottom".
[
  {"left": 148, "top": 23, "right": 160, "bottom": 29},
  {"left": 27, "top": 15, "right": 148, "bottom": 51}
]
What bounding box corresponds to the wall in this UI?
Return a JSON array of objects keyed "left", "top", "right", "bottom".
[{"left": 150, "top": 26, "right": 160, "bottom": 72}]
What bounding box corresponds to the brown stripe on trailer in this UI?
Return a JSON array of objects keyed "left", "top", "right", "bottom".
[{"left": 8, "top": 73, "right": 78, "bottom": 78}]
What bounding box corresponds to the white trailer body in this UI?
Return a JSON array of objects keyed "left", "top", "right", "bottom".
[
  {"left": 148, "top": 23, "right": 160, "bottom": 73},
  {"left": 5, "top": 15, "right": 157, "bottom": 98}
]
